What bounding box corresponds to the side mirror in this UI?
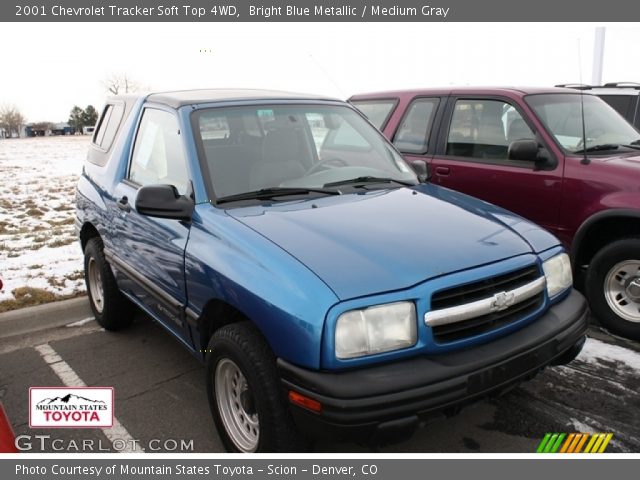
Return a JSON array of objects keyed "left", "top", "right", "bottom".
[
  {"left": 135, "top": 184, "right": 194, "bottom": 221},
  {"left": 508, "top": 139, "right": 539, "bottom": 162},
  {"left": 410, "top": 160, "right": 430, "bottom": 183}
]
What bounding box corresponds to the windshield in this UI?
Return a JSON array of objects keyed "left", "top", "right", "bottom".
[
  {"left": 525, "top": 93, "right": 640, "bottom": 153},
  {"left": 193, "top": 104, "right": 416, "bottom": 200}
]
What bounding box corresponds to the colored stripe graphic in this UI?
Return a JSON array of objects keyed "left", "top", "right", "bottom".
[
  {"left": 574, "top": 433, "right": 590, "bottom": 453},
  {"left": 550, "top": 433, "right": 566, "bottom": 453},
  {"left": 560, "top": 433, "right": 575, "bottom": 453},
  {"left": 584, "top": 434, "right": 599, "bottom": 453},
  {"left": 536, "top": 433, "right": 552, "bottom": 453},
  {"left": 598, "top": 433, "right": 613, "bottom": 453},
  {"left": 536, "top": 433, "right": 613, "bottom": 453}
]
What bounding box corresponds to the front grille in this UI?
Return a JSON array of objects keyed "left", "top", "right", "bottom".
[{"left": 428, "top": 265, "right": 544, "bottom": 343}]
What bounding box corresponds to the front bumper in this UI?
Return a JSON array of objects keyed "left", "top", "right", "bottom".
[{"left": 278, "top": 289, "right": 588, "bottom": 443}]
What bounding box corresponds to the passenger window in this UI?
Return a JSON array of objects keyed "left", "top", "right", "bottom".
[
  {"left": 306, "top": 113, "right": 330, "bottom": 151},
  {"left": 308, "top": 112, "right": 370, "bottom": 153},
  {"left": 351, "top": 100, "right": 397, "bottom": 129},
  {"left": 446, "top": 99, "right": 535, "bottom": 161},
  {"left": 328, "top": 120, "right": 369, "bottom": 149},
  {"left": 129, "top": 109, "right": 189, "bottom": 195},
  {"left": 393, "top": 98, "right": 439, "bottom": 153}
]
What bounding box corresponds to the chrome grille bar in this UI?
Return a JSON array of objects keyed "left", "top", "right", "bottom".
[{"left": 424, "top": 276, "right": 546, "bottom": 327}]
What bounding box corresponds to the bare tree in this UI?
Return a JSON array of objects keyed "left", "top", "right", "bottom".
[
  {"left": 102, "top": 73, "right": 141, "bottom": 95},
  {"left": 0, "top": 104, "right": 26, "bottom": 138}
]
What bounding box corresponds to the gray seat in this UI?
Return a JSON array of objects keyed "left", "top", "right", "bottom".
[
  {"left": 507, "top": 118, "right": 534, "bottom": 143},
  {"left": 249, "top": 122, "right": 306, "bottom": 190}
]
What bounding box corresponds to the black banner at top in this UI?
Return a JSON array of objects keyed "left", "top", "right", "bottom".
[{"left": 4, "top": 0, "right": 640, "bottom": 22}]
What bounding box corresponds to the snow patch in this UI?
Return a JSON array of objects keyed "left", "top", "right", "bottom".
[
  {"left": 569, "top": 418, "right": 596, "bottom": 432},
  {"left": 576, "top": 337, "right": 640, "bottom": 372},
  {"left": 66, "top": 317, "right": 96, "bottom": 327},
  {"left": 0, "top": 136, "right": 88, "bottom": 303}
]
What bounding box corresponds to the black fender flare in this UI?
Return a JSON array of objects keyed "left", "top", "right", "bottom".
[{"left": 571, "top": 208, "right": 640, "bottom": 269}]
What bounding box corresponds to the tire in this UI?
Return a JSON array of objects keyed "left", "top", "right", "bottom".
[
  {"left": 585, "top": 237, "right": 640, "bottom": 340},
  {"left": 83, "top": 237, "right": 133, "bottom": 331},
  {"left": 205, "top": 322, "right": 308, "bottom": 453}
]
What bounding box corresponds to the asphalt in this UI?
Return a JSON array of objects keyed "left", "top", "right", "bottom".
[
  {"left": 0, "top": 299, "right": 639, "bottom": 453},
  {"left": 0, "top": 297, "right": 92, "bottom": 339}
]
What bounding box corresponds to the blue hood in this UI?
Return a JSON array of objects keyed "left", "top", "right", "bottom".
[{"left": 228, "top": 184, "right": 559, "bottom": 300}]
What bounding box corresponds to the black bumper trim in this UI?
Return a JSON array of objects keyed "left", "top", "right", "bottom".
[{"left": 278, "top": 289, "right": 588, "bottom": 440}]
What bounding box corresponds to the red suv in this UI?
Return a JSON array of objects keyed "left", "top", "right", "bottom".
[{"left": 350, "top": 87, "right": 640, "bottom": 340}]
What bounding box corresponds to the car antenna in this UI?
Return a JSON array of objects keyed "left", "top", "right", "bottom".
[
  {"left": 309, "top": 54, "right": 346, "bottom": 98},
  {"left": 578, "top": 40, "right": 590, "bottom": 165}
]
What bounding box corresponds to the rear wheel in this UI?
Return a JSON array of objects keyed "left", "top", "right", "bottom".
[
  {"left": 205, "top": 322, "right": 307, "bottom": 452},
  {"left": 83, "top": 237, "right": 133, "bottom": 330},
  {"left": 586, "top": 238, "right": 640, "bottom": 340}
]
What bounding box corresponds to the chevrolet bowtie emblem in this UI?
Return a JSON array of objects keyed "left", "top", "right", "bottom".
[{"left": 491, "top": 291, "right": 516, "bottom": 312}]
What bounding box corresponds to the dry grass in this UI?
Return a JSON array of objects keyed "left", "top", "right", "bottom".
[
  {"left": 25, "top": 208, "right": 44, "bottom": 218},
  {"left": 49, "top": 218, "right": 75, "bottom": 226},
  {"left": 65, "top": 270, "right": 84, "bottom": 281},
  {"left": 48, "top": 237, "right": 75, "bottom": 248},
  {"left": 0, "top": 287, "right": 56, "bottom": 313},
  {"left": 0, "top": 288, "right": 85, "bottom": 313},
  {"left": 0, "top": 136, "right": 88, "bottom": 310}
]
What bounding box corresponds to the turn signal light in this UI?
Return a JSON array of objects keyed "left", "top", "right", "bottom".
[{"left": 288, "top": 391, "right": 322, "bottom": 413}]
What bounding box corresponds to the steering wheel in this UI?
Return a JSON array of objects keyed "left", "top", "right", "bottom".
[{"left": 306, "top": 157, "right": 348, "bottom": 176}]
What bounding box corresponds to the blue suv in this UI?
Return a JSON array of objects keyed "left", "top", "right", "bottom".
[{"left": 76, "top": 89, "right": 588, "bottom": 452}]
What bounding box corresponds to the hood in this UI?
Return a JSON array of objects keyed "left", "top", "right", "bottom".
[
  {"left": 228, "top": 185, "right": 555, "bottom": 300},
  {"left": 600, "top": 151, "right": 640, "bottom": 162},
  {"left": 599, "top": 152, "right": 640, "bottom": 168}
]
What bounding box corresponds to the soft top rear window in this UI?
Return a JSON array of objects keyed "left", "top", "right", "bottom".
[
  {"left": 87, "top": 101, "right": 128, "bottom": 167},
  {"left": 92, "top": 102, "right": 125, "bottom": 152}
]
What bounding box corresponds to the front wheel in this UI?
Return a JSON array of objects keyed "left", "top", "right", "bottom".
[
  {"left": 83, "top": 237, "right": 133, "bottom": 330},
  {"left": 205, "top": 322, "right": 307, "bottom": 453},
  {"left": 586, "top": 238, "right": 640, "bottom": 340}
]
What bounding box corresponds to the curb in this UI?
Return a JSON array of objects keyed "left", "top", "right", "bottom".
[{"left": 0, "top": 297, "right": 92, "bottom": 339}]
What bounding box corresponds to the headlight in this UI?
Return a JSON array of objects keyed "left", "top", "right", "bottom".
[
  {"left": 335, "top": 301, "right": 417, "bottom": 359},
  {"left": 542, "top": 253, "right": 572, "bottom": 298}
]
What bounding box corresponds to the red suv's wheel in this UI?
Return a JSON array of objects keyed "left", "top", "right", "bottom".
[{"left": 586, "top": 237, "right": 640, "bottom": 340}]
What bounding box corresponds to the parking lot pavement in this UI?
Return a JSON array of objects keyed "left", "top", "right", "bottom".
[{"left": 0, "top": 309, "right": 639, "bottom": 453}]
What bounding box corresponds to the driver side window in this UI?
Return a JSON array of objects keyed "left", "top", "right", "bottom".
[
  {"left": 129, "top": 109, "right": 189, "bottom": 195},
  {"left": 446, "top": 99, "right": 535, "bottom": 162}
]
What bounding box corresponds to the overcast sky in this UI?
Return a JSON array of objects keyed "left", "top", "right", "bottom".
[{"left": 1, "top": 22, "right": 639, "bottom": 121}]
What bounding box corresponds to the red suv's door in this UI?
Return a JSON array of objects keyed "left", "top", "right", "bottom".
[{"left": 429, "top": 96, "right": 563, "bottom": 235}]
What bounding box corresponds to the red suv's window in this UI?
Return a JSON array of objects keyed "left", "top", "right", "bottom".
[
  {"left": 447, "top": 99, "right": 534, "bottom": 161},
  {"left": 350, "top": 99, "right": 397, "bottom": 130},
  {"left": 392, "top": 98, "right": 440, "bottom": 154}
]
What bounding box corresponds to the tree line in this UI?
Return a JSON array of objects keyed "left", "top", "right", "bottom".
[
  {"left": 1, "top": 73, "right": 141, "bottom": 138},
  {"left": 0, "top": 105, "right": 25, "bottom": 137},
  {"left": 68, "top": 105, "right": 98, "bottom": 133},
  {"left": 0, "top": 104, "right": 98, "bottom": 137}
]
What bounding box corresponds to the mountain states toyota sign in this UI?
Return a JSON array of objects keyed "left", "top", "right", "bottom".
[{"left": 29, "top": 387, "right": 114, "bottom": 428}]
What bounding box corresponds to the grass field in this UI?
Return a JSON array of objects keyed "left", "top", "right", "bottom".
[{"left": 0, "top": 136, "right": 89, "bottom": 311}]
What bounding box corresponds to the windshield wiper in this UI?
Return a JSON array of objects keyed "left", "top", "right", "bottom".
[
  {"left": 630, "top": 139, "right": 640, "bottom": 146},
  {"left": 573, "top": 144, "right": 619, "bottom": 154},
  {"left": 217, "top": 187, "right": 341, "bottom": 204},
  {"left": 323, "top": 176, "right": 416, "bottom": 188}
]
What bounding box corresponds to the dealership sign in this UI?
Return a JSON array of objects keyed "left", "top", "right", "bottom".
[{"left": 29, "top": 387, "right": 113, "bottom": 428}]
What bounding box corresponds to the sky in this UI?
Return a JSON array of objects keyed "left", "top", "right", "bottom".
[{"left": 1, "top": 22, "right": 639, "bottom": 122}]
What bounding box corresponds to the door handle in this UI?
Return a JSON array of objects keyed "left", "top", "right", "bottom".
[
  {"left": 117, "top": 196, "right": 131, "bottom": 213},
  {"left": 435, "top": 166, "right": 451, "bottom": 176}
]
